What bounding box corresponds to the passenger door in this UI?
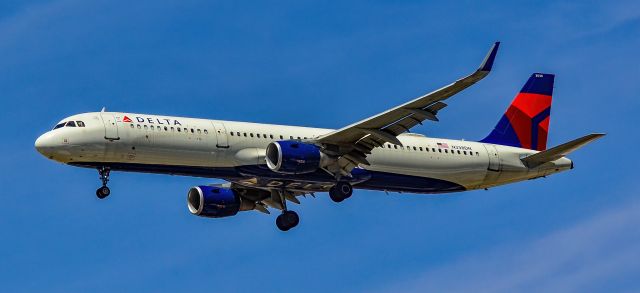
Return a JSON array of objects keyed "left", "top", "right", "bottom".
[{"left": 100, "top": 113, "right": 119, "bottom": 140}]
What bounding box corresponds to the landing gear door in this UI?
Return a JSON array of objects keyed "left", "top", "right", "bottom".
[
  {"left": 100, "top": 113, "right": 119, "bottom": 140},
  {"left": 212, "top": 121, "right": 229, "bottom": 148},
  {"left": 484, "top": 144, "right": 501, "bottom": 172}
]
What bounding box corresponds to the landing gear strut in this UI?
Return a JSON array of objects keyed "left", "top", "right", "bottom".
[
  {"left": 274, "top": 190, "right": 299, "bottom": 231},
  {"left": 96, "top": 167, "right": 111, "bottom": 199},
  {"left": 329, "top": 181, "right": 353, "bottom": 203}
]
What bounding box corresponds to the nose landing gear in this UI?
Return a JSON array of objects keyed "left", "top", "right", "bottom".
[{"left": 96, "top": 167, "right": 111, "bottom": 199}]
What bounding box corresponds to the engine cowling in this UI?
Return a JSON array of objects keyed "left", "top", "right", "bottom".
[
  {"left": 187, "top": 186, "right": 255, "bottom": 218},
  {"left": 266, "top": 141, "right": 323, "bottom": 174}
]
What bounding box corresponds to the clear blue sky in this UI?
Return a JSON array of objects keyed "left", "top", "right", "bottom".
[{"left": 1, "top": 1, "right": 638, "bottom": 292}]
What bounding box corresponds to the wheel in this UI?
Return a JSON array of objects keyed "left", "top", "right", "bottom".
[
  {"left": 329, "top": 187, "right": 345, "bottom": 203},
  {"left": 276, "top": 211, "right": 299, "bottom": 231},
  {"left": 329, "top": 182, "right": 353, "bottom": 203},
  {"left": 96, "top": 186, "right": 110, "bottom": 199},
  {"left": 336, "top": 182, "right": 353, "bottom": 198}
]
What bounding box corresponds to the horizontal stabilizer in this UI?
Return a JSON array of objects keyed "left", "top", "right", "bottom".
[{"left": 521, "top": 133, "right": 605, "bottom": 168}]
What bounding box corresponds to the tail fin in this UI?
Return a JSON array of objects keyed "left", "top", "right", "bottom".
[{"left": 481, "top": 73, "right": 554, "bottom": 151}]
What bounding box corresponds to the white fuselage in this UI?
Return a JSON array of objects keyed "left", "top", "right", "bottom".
[{"left": 35, "top": 112, "right": 573, "bottom": 193}]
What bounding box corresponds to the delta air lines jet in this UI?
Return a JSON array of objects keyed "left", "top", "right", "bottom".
[{"left": 35, "top": 42, "right": 603, "bottom": 231}]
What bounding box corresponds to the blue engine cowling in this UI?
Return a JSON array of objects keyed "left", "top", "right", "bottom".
[
  {"left": 187, "top": 186, "right": 254, "bottom": 218},
  {"left": 266, "top": 141, "right": 322, "bottom": 174}
]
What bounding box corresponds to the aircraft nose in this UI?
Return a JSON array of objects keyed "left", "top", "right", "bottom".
[{"left": 35, "top": 132, "right": 55, "bottom": 156}]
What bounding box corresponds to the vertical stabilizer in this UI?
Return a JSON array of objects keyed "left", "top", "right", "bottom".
[{"left": 481, "top": 73, "right": 554, "bottom": 151}]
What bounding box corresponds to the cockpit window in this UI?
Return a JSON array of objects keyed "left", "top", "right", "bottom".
[
  {"left": 76, "top": 121, "right": 85, "bottom": 127},
  {"left": 66, "top": 121, "right": 77, "bottom": 127},
  {"left": 53, "top": 122, "right": 66, "bottom": 129}
]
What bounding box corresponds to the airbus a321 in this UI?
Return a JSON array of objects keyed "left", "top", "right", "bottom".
[{"left": 35, "top": 42, "right": 604, "bottom": 231}]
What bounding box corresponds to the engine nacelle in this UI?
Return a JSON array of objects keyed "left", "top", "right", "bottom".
[
  {"left": 187, "top": 186, "right": 255, "bottom": 218},
  {"left": 266, "top": 141, "right": 324, "bottom": 174}
]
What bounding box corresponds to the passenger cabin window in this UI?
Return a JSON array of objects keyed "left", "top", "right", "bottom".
[
  {"left": 204, "top": 129, "right": 208, "bottom": 134},
  {"left": 280, "top": 135, "right": 284, "bottom": 139},
  {"left": 257, "top": 134, "right": 261, "bottom": 138}
]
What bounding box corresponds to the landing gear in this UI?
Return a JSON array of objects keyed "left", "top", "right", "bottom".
[
  {"left": 274, "top": 189, "right": 300, "bottom": 231},
  {"left": 329, "top": 181, "right": 353, "bottom": 202},
  {"left": 276, "top": 210, "right": 300, "bottom": 231},
  {"left": 96, "top": 167, "right": 111, "bottom": 199},
  {"left": 96, "top": 186, "right": 110, "bottom": 199}
]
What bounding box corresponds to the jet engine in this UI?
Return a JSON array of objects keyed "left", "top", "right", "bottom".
[
  {"left": 187, "top": 186, "right": 255, "bottom": 218},
  {"left": 266, "top": 141, "right": 327, "bottom": 174}
]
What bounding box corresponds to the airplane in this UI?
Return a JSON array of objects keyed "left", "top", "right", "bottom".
[{"left": 35, "top": 42, "right": 604, "bottom": 231}]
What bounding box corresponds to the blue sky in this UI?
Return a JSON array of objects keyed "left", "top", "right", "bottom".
[{"left": 1, "top": 1, "right": 638, "bottom": 292}]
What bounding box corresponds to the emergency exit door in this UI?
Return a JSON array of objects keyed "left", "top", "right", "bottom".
[{"left": 212, "top": 121, "right": 229, "bottom": 148}]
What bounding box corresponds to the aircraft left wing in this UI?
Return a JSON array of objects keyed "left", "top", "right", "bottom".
[{"left": 316, "top": 42, "right": 500, "bottom": 175}]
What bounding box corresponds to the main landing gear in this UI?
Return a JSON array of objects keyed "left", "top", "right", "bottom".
[
  {"left": 96, "top": 167, "right": 111, "bottom": 199},
  {"left": 329, "top": 181, "right": 353, "bottom": 203},
  {"left": 274, "top": 190, "right": 300, "bottom": 231}
]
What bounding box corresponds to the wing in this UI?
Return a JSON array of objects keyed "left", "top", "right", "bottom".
[{"left": 316, "top": 42, "right": 500, "bottom": 175}]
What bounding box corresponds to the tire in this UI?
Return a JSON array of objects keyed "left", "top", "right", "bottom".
[
  {"left": 96, "top": 186, "right": 110, "bottom": 199},
  {"left": 276, "top": 211, "right": 299, "bottom": 231},
  {"left": 329, "top": 187, "right": 345, "bottom": 203},
  {"left": 329, "top": 182, "right": 352, "bottom": 202},
  {"left": 276, "top": 214, "right": 290, "bottom": 231}
]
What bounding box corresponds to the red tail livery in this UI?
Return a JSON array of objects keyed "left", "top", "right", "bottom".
[{"left": 481, "top": 73, "right": 554, "bottom": 151}]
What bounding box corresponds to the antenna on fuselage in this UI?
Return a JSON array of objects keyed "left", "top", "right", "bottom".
[{"left": 100, "top": 107, "right": 106, "bottom": 112}]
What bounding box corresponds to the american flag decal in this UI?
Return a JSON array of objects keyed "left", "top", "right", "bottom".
[{"left": 437, "top": 142, "right": 449, "bottom": 148}]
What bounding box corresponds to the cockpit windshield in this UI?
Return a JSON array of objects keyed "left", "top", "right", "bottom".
[{"left": 52, "top": 121, "right": 86, "bottom": 130}]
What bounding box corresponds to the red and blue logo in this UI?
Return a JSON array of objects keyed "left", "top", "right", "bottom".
[{"left": 481, "top": 73, "right": 554, "bottom": 151}]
